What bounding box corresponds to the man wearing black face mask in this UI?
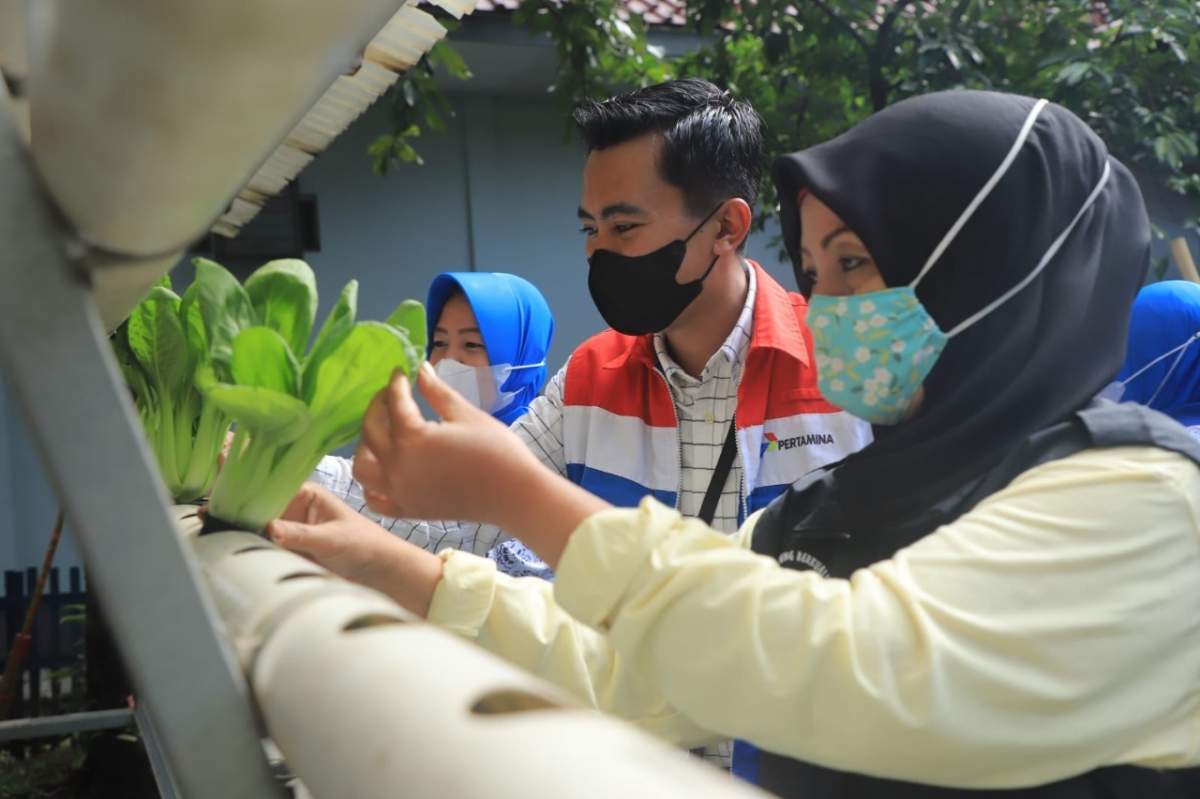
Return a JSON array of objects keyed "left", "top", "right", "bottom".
[
  {"left": 485, "top": 78, "right": 872, "bottom": 766},
  {"left": 299, "top": 78, "right": 872, "bottom": 769}
]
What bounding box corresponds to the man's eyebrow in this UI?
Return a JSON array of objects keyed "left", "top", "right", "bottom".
[
  {"left": 600, "top": 202, "right": 648, "bottom": 219},
  {"left": 821, "top": 225, "right": 853, "bottom": 250},
  {"left": 577, "top": 203, "right": 649, "bottom": 220}
]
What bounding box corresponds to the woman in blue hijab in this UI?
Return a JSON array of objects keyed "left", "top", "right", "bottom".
[
  {"left": 424, "top": 271, "right": 554, "bottom": 425},
  {"left": 1113, "top": 280, "right": 1200, "bottom": 436},
  {"left": 423, "top": 272, "right": 557, "bottom": 578}
]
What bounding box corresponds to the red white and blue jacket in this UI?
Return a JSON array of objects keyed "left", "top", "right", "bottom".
[{"left": 561, "top": 262, "right": 872, "bottom": 522}]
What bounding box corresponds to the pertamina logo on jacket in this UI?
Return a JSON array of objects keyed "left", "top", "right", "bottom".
[{"left": 759, "top": 431, "right": 836, "bottom": 458}]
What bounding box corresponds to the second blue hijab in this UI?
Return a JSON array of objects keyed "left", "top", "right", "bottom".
[
  {"left": 1117, "top": 280, "right": 1200, "bottom": 428},
  {"left": 425, "top": 271, "right": 555, "bottom": 426}
]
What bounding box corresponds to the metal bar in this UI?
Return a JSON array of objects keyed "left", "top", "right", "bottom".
[
  {"left": 0, "top": 708, "right": 133, "bottom": 742},
  {"left": 0, "top": 85, "right": 283, "bottom": 798},
  {"left": 135, "top": 701, "right": 181, "bottom": 799}
]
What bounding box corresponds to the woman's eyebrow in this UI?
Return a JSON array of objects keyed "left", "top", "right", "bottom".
[{"left": 820, "top": 225, "right": 852, "bottom": 250}]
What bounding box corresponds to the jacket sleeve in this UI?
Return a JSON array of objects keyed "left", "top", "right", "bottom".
[{"left": 551, "top": 446, "right": 1200, "bottom": 788}]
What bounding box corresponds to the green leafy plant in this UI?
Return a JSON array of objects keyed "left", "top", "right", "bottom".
[
  {"left": 111, "top": 279, "right": 232, "bottom": 503},
  {"left": 192, "top": 258, "right": 425, "bottom": 532}
]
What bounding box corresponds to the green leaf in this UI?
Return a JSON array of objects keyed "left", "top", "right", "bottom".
[
  {"left": 190, "top": 258, "right": 257, "bottom": 373},
  {"left": 431, "top": 41, "right": 472, "bottom": 80},
  {"left": 231, "top": 326, "right": 301, "bottom": 398},
  {"left": 306, "top": 322, "right": 414, "bottom": 450},
  {"left": 200, "top": 377, "right": 311, "bottom": 442},
  {"left": 384, "top": 299, "right": 427, "bottom": 353},
  {"left": 1055, "top": 61, "right": 1091, "bottom": 85},
  {"left": 110, "top": 326, "right": 152, "bottom": 406},
  {"left": 179, "top": 282, "right": 210, "bottom": 370},
  {"left": 127, "top": 286, "right": 191, "bottom": 392},
  {"left": 243, "top": 259, "right": 318, "bottom": 358},
  {"left": 303, "top": 280, "right": 358, "bottom": 402}
]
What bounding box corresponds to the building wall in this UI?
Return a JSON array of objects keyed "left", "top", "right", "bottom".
[{"left": 0, "top": 381, "right": 82, "bottom": 574}]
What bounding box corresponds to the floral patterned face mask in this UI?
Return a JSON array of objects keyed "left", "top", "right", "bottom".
[{"left": 808, "top": 99, "right": 1111, "bottom": 425}]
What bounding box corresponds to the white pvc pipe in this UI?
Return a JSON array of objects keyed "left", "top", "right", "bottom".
[
  {"left": 26, "top": 0, "right": 408, "bottom": 257},
  {"left": 184, "top": 512, "right": 766, "bottom": 799},
  {"left": 0, "top": 0, "right": 27, "bottom": 80}
]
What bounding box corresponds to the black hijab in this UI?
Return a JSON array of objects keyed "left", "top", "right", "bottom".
[{"left": 771, "top": 90, "right": 1150, "bottom": 523}]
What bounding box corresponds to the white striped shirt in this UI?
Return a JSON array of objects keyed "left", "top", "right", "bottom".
[{"left": 651, "top": 261, "right": 755, "bottom": 534}]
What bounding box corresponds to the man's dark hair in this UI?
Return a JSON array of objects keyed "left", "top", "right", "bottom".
[{"left": 573, "top": 78, "right": 765, "bottom": 220}]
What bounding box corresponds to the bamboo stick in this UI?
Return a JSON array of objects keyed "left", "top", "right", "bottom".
[
  {"left": 0, "top": 510, "right": 66, "bottom": 719},
  {"left": 1170, "top": 237, "right": 1200, "bottom": 284}
]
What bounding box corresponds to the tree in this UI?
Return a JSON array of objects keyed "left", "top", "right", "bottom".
[{"left": 370, "top": 1, "right": 1200, "bottom": 233}]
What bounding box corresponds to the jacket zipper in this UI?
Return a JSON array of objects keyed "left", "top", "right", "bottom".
[
  {"left": 732, "top": 413, "right": 748, "bottom": 524},
  {"left": 652, "top": 367, "right": 685, "bottom": 510}
]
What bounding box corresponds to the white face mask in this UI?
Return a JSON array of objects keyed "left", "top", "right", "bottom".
[
  {"left": 433, "top": 358, "right": 545, "bottom": 415},
  {"left": 1098, "top": 331, "right": 1200, "bottom": 405}
]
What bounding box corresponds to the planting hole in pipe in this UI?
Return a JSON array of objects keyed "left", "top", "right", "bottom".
[
  {"left": 234, "top": 545, "right": 272, "bottom": 555},
  {"left": 342, "top": 613, "right": 407, "bottom": 633},
  {"left": 470, "top": 690, "right": 562, "bottom": 716},
  {"left": 277, "top": 571, "right": 328, "bottom": 583}
]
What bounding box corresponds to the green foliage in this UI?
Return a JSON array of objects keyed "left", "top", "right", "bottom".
[
  {"left": 0, "top": 738, "right": 87, "bottom": 798},
  {"left": 370, "top": 21, "right": 475, "bottom": 175},
  {"left": 677, "top": 0, "right": 1200, "bottom": 229},
  {"left": 191, "top": 259, "right": 424, "bottom": 532},
  {"left": 513, "top": 0, "right": 672, "bottom": 135},
  {"left": 371, "top": 0, "right": 1200, "bottom": 235}
]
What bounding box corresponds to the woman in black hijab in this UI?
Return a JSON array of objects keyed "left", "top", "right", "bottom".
[{"left": 275, "top": 91, "right": 1200, "bottom": 797}]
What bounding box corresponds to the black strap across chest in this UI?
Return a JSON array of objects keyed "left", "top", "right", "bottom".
[{"left": 698, "top": 419, "right": 739, "bottom": 526}]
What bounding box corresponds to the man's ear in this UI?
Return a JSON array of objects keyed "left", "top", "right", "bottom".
[{"left": 714, "top": 198, "right": 753, "bottom": 255}]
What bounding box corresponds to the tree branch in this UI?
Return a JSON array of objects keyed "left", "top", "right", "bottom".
[
  {"left": 878, "top": 0, "right": 916, "bottom": 45},
  {"left": 805, "top": 0, "right": 869, "bottom": 53},
  {"left": 867, "top": 0, "right": 915, "bottom": 110},
  {"left": 948, "top": 0, "right": 974, "bottom": 31}
]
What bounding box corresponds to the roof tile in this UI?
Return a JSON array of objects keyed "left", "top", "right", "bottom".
[{"left": 472, "top": 0, "right": 689, "bottom": 26}]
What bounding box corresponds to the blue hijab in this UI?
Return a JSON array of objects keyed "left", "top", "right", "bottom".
[
  {"left": 1117, "top": 280, "right": 1200, "bottom": 427},
  {"left": 426, "top": 272, "right": 554, "bottom": 426}
]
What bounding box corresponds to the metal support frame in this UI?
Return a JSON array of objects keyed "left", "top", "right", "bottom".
[
  {"left": 0, "top": 86, "right": 283, "bottom": 797},
  {"left": 0, "top": 709, "right": 133, "bottom": 742}
]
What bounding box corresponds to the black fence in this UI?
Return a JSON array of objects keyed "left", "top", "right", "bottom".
[{"left": 0, "top": 567, "right": 88, "bottom": 718}]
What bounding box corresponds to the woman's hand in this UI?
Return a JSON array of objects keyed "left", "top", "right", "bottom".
[
  {"left": 354, "top": 363, "right": 545, "bottom": 528},
  {"left": 354, "top": 363, "right": 609, "bottom": 568},
  {"left": 267, "top": 482, "right": 443, "bottom": 616},
  {"left": 267, "top": 482, "right": 394, "bottom": 584}
]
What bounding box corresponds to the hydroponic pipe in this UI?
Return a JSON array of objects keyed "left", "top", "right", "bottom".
[
  {"left": 25, "top": 0, "right": 408, "bottom": 257},
  {"left": 181, "top": 510, "right": 767, "bottom": 799}
]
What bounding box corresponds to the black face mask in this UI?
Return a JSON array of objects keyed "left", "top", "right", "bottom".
[{"left": 587, "top": 204, "right": 724, "bottom": 335}]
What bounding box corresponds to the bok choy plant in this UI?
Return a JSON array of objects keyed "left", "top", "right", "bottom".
[
  {"left": 192, "top": 258, "right": 425, "bottom": 532},
  {"left": 111, "top": 277, "right": 231, "bottom": 503}
]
